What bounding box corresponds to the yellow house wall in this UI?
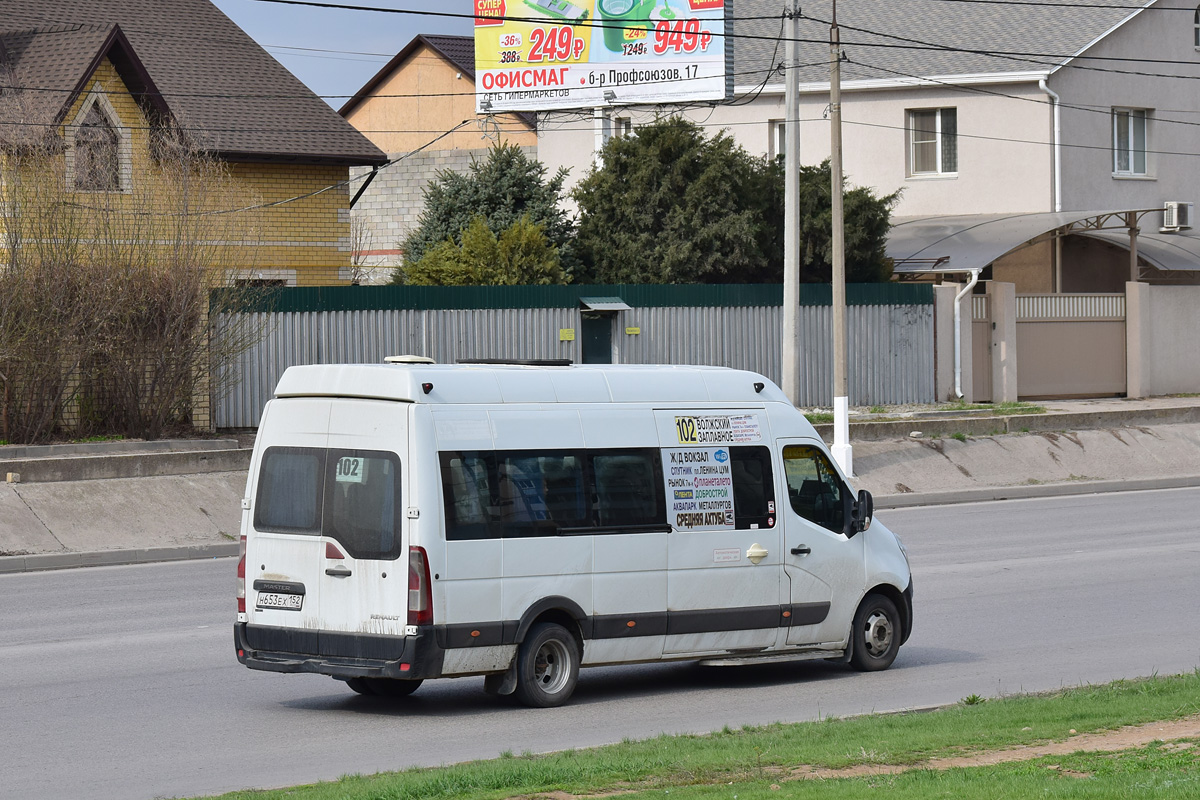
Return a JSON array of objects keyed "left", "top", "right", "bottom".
[
  {"left": 344, "top": 42, "right": 536, "bottom": 154},
  {"left": 52, "top": 59, "right": 355, "bottom": 286}
]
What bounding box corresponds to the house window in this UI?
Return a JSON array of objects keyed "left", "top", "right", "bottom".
[
  {"left": 1195, "top": 7, "right": 1199, "bottom": 47},
  {"left": 614, "top": 117, "right": 632, "bottom": 137},
  {"left": 74, "top": 103, "right": 121, "bottom": 191},
  {"left": 908, "top": 108, "right": 957, "bottom": 175},
  {"left": 769, "top": 119, "right": 787, "bottom": 159},
  {"left": 1112, "top": 108, "right": 1148, "bottom": 175}
]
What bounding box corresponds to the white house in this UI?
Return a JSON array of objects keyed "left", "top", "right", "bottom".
[{"left": 535, "top": 0, "right": 1200, "bottom": 294}]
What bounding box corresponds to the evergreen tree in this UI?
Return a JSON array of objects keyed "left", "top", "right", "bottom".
[
  {"left": 573, "top": 117, "right": 896, "bottom": 284},
  {"left": 406, "top": 215, "right": 568, "bottom": 286},
  {"left": 396, "top": 144, "right": 576, "bottom": 282}
]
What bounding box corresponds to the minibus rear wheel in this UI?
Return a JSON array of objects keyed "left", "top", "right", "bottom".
[
  {"left": 514, "top": 622, "right": 580, "bottom": 708},
  {"left": 848, "top": 594, "right": 901, "bottom": 671}
]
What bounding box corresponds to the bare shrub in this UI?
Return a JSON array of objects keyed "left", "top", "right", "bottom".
[{"left": 1, "top": 72, "right": 266, "bottom": 443}]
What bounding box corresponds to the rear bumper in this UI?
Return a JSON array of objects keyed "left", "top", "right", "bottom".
[{"left": 234, "top": 623, "right": 445, "bottom": 680}]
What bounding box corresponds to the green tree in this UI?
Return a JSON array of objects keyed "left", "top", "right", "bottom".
[
  {"left": 572, "top": 117, "right": 896, "bottom": 284},
  {"left": 406, "top": 214, "right": 569, "bottom": 286},
  {"left": 795, "top": 160, "right": 897, "bottom": 284},
  {"left": 397, "top": 143, "right": 576, "bottom": 282}
]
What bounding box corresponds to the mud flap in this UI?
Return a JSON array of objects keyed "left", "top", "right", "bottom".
[{"left": 483, "top": 661, "right": 518, "bottom": 696}]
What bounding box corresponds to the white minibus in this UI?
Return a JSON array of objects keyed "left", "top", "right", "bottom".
[{"left": 235, "top": 362, "right": 913, "bottom": 707}]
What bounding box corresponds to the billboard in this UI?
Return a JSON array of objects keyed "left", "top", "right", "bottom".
[{"left": 474, "top": 0, "right": 729, "bottom": 112}]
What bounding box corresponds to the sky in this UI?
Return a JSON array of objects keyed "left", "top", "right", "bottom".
[{"left": 211, "top": 0, "right": 474, "bottom": 107}]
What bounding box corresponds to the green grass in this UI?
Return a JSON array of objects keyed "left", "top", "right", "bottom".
[
  {"left": 804, "top": 413, "right": 834, "bottom": 424},
  {"left": 69, "top": 433, "right": 126, "bottom": 443},
  {"left": 615, "top": 743, "right": 1200, "bottom": 800},
  {"left": 194, "top": 672, "right": 1200, "bottom": 800},
  {"left": 951, "top": 432, "right": 968, "bottom": 442},
  {"left": 940, "top": 400, "right": 1047, "bottom": 416}
]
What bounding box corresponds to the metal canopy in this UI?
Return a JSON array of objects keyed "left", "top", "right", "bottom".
[
  {"left": 1076, "top": 230, "right": 1200, "bottom": 272},
  {"left": 888, "top": 211, "right": 1135, "bottom": 272},
  {"left": 578, "top": 296, "right": 632, "bottom": 311}
]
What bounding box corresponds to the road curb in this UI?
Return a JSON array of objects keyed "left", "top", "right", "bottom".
[
  {"left": 0, "top": 542, "right": 241, "bottom": 574},
  {"left": 813, "top": 405, "right": 1200, "bottom": 442},
  {"left": 0, "top": 449, "right": 251, "bottom": 483},
  {"left": 874, "top": 474, "right": 1200, "bottom": 509}
]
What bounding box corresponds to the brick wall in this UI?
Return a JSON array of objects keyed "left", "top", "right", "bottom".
[{"left": 349, "top": 146, "right": 538, "bottom": 279}]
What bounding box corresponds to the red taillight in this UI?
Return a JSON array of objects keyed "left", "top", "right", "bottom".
[
  {"left": 236, "top": 535, "right": 247, "bottom": 614},
  {"left": 408, "top": 546, "right": 433, "bottom": 626}
]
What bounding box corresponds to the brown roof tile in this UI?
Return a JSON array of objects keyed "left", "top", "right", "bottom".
[{"left": 1, "top": 0, "right": 385, "bottom": 165}]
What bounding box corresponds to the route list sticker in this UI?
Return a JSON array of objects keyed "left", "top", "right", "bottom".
[{"left": 664, "top": 447, "right": 734, "bottom": 529}]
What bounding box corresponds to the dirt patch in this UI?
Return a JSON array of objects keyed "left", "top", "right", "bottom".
[{"left": 792, "top": 714, "right": 1200, "bottom": 780}]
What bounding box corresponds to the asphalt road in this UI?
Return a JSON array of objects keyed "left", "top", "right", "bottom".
[{"left": 2, "top": 487, "right": 1198, "bottom": 800}]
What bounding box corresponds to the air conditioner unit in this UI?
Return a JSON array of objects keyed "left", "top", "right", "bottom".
[{"left": 1162, "top": 201, "right": 1193, "bottom": 231}]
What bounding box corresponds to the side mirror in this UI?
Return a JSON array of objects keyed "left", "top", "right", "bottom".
[{"left": 849, "top": 489, "right": 873, "bottom": 535}]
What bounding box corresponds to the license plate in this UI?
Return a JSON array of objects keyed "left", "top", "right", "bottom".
[{"left": 257, "top": 592, "right": 303, "bottom": 611}]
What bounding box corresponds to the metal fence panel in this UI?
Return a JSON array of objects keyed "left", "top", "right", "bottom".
[{"left": 215, "top": 304, "right": 934, "bottom": 427}]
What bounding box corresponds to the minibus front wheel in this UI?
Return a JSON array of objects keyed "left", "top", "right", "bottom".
[
  {"left": 514, "top": 622, "right": 581, "bottom": 708},
  {"left": 848, "top": 593, "right": 901, "bottom": 671}
]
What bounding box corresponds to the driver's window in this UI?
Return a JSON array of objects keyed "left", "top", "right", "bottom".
[{"left": 782, "top": 445, "right": 844, "bottom": 533}]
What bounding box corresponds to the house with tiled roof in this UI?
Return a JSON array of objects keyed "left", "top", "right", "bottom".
[
  {"left": 536, "top": 0, "right": 1200, "bottom": 294},
  {"left": 0, "top": 0, "right": 387, "bottom": 286},
  {"left": 340, "top": 34, "right": 538, "bottom": 278}
]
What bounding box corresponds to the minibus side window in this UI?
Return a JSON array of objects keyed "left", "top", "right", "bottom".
[
  {"left": 255, "top": 447, "right": 324, "bottom": 533},
  {"left": 498, "top": 454, "right": 587, "bottom": 537},
  {"left": 590, "top": 449, "right": 666, "bottom": 528},
  {"left": 325, "top": 450, "right": 403, "bottom": 560},
  {"left": 441, "top": 453, "right": 494, "bottom": 540},
  {"left": 782, "top": 444, "right": 845, "bottom": 533},
  {"left": 730, "top": 446, "right": 776, "bottom": 529}
]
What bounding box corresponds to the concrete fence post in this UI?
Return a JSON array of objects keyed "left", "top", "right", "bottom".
[
  {"left": 933, "top": 284, "right": 959, "bottom": 402},
  {"left": 1125, "top": 281, "right": 1148, "bottom": 399},
  {"left": 988, "top": 281, "right": 1018, "bottom": 402}
]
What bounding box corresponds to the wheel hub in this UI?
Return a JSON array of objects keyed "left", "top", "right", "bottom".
[
  {"left": 534, "top": 639, "right": 571, "bottom": 694},
  {"left": 863, "top": 610, "right": 894, "bottom": 657}
]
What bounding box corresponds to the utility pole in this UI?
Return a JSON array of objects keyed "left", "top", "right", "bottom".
[
  {"left": 781, "top": 0, "right": 802, "bottom": 405},
  {"left": 829, "top": 0, "right": 852, "bottom": 475}
]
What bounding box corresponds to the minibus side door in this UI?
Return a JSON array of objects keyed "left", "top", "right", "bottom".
[{"left": 777, "top": 440, "right": 866, "bottom": 647}]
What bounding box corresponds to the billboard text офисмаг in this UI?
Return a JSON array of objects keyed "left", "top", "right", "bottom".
[{"left": 474, "top": 0, "right": 729, "bottom": 112}]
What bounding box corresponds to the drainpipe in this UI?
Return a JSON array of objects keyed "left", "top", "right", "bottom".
[
  {"left": 1039, "top": 79, "right": 1062, "bottom": 213},
  {"left": 954, "top": 269, "right": 982, "bottom": 399}
]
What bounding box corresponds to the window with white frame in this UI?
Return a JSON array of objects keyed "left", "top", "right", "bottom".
[
  {"left": 68, "top": 90, "right": 130, "bottom": 192},
  {"left": 907, "top": 108, "right": 957, "bottom": 175},
  {"left": 769, "top": 119, "right": 786, "bottom": 159},
  {"left": 1194, "top": 7, "right": 1199, "bottom": 47},
  {"left": 613, "top": 116, "right": 632, "bottom": 137},
  {"left": 1112, "top": 108, "right": 1148, "bottom": 176}
]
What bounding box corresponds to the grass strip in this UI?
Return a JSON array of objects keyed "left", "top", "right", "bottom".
[
  {"left": 199, "top": 671, "right": 1200, "bottom": 800},
  {"left": 619, "top": 742, "right": 1200, "bottom": 800}
]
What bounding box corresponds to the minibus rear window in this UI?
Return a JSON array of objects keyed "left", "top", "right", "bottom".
[
  {"left": 256, "top": 447, "right": 324, "bottom": 532},
  {"left": 325, "top": 450, "right": 403, "bottom": 560}
]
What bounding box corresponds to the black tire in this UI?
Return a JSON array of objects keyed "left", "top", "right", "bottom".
[
  {"left": 364, "top": 678, "right": 423, "bottom": 697},
  {"left": 344, "top": 677, "right": 423, "bottom": 697},
  {"left": 848, "top": 594, "right": 902, "bottom": 671},
  {"left": 513, "top": 622, "right": 580, "bottom": 708}
]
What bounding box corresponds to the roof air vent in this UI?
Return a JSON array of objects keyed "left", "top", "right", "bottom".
[{"left": 384, "top": 355, "right": 435, "bottom": 364}]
